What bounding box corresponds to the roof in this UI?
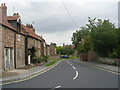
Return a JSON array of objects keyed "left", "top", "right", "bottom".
[
  {"left": 0, "top": 14, "right": 16, "bottom": 30},
  {"left": 6, "top": 16, "right": 19, "bottom": 21},
  {"left": 22, "top": 24, "right": 41, "bottom": 40}
]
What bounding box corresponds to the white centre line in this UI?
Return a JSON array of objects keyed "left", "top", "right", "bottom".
[
  {"left": 72, "top": 66, "right": 76, "bottom": 70},
  {"left": 50, "top": 85, "right": 61, "bottom": 90},
  {"left": 67, "top": 60, "right": 79, "bottom": 80},
  {"left": 73, "top": 71, "right": 79, "bottom": 80}
]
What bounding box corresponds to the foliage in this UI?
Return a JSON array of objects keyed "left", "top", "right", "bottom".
[
  {"left": 43, "top": 55, "right": 48, "bottom": 63},
  {"left": 56, "top": 46, "right": 62, "bottom": 54},
  {"left": 31, "top": 46, "right": 37, "bottom": 63},
  {"left": 87, "top": 18, "right": 117, "bottom": 57},
  {"left": 71, "top": 17, "right": 120, "bottom": 58},
  {"left": 56, "top": 46, "right": 75, "bottom": 56}
]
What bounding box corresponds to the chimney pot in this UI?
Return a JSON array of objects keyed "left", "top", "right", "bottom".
[
  {"left": 3, "top": 3, "right": 5, "bottom": 6},
  {"left": 1, "top": 4, "right": 3, "bottom": 6}
]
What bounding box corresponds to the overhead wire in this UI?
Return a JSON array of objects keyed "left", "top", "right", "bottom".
[{"left": 61, "top": 0, "right": 79, "bottom": 29}]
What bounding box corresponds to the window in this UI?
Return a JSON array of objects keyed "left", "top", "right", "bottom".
[
  {"left": 39, "top": 41, "right": 41, "bottom": 48},
  {"left": 18, "top": 48, "right": 22, "bottom": 58},
  {"left": 17, "top": 35, "right": 21, "bottom": 41},
  {"left": 34, "top": 40, "right": 36, "bottom": 46}
]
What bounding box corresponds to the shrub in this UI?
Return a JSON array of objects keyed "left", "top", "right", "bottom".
[
  {"left": 44, "top": 55, "right": 48, "bottom": 63},
  {"left": 33, "top": 59, "right": 37, "bottom": 64},
  {"left": 37, "top": 57, "right": 42, "bottom": 63}
]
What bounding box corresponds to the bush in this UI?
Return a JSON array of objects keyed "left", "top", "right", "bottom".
[
  {"left": 44, "top": 55, "right": 48, "bottom": 63},
  {"left": 33, "top": 59, "right": 37, "bottom": 64},
  {"left": 37, "top": 57, "right": 42, "bottom": 63}
]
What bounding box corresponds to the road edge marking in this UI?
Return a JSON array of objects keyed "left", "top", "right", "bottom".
[{"left": 1, "top": 60, "right": 64, "bottom": 85}]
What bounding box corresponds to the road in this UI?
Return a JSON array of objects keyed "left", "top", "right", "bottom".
[{"left": 2, "top": 59, "right": 119, "bottom": 89}]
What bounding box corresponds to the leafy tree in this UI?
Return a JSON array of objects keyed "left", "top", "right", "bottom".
[
  {"left": 87, "top": 18, "right": 118, "bottom": 57},
  {"left": 56, "top": 46, "right": 62, "bottom": 54},
  {"left": 56, "top": 46, "right": 75, "bottom": 56},
  {"left": 72, "top": 17, "right": 119, "bottom": 59}
]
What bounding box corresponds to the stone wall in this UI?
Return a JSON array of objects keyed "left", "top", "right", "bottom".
[{"left": 97, "top": 57, "right": 120, "bottom": 66}]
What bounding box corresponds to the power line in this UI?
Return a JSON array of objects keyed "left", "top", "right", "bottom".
[{"left": 61, "top": 0, "right": 79, "bottom": 29}]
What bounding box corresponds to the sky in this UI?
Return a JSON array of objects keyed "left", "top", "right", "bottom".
[{"left": 1, "top": 0, "right": 119, "bottom": 46}]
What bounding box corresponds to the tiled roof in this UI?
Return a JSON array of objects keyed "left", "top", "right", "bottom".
[
  {"left": 6, "top": 16, "right": 19, "bottom": 21},
  {"left": 22, "top": 24, "right": 41, "bottom": 40},
  {"left": 0, "top": 14, "right": 16, "bottom": 30}
]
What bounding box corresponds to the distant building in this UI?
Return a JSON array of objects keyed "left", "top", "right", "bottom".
[{"left": 118, "top": 1, "right": 120, "bottom": 28}]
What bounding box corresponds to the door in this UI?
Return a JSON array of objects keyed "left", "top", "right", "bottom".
[
  {"left": 4, "top": 48, "right": 14, "bottom": 70},
  {"left": 4, "top": 49, "right": 9, "bottom": 69},
  {"left": 9, "top": 49, "right": 13, "bottom": 68}
]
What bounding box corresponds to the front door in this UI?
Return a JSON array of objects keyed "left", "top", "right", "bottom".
[
  {"left": 9, "top": 49, "right": 13, "bottom": 68},
  {"left": 4, "top": 48, "right": 14, "bottom": 70},
  {"left": 4, "top": 49, "right": 9, "bottom": 69}
]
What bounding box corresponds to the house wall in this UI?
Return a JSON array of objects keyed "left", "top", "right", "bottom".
[
  {"left": 35, "top": 40, "right": 41, "bottom": 58},
  {"left": 28, "top": 37, "right": 34, "bottom": 49},
  {"left": 0, "top": 25, "right": 2, "bottom": 75},
  {"left": 27, "top": 37, "right": 41, "bottom": 58},
  {"left": 16, "top": 34, "right": 25, "bottom": 68},
  {"left": 50, "top": 45, "right": 56, "bottom": 56},
  {"left": 2, "top": 26, "right": 15, "bottom": 70},
  {"left": 46, "top": 46, "right": 50, "bottom": 56}
]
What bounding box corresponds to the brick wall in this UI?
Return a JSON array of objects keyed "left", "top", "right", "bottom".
[
  {"left": 2, "top": 26, "right": 15, "bottom": 70},
  {"left": 28, "top": 37, "right": 41, "bottom": 58},
  {"left": 0, "top": 25, "right": 2, "bottom": 75},
  {"left": 16, "top": 34, "right": 25, "bottom": 68},
  {"left": 49, "top": 45, "right": 56, "bottom": 56}
]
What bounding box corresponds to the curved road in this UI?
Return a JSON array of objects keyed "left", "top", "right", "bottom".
[{"left": 2, "top": 59, "right": 119, "bottom": 88}]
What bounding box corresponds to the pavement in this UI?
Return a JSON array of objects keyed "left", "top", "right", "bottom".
[
  {"left": 77, "top": 60, "right": 120, "bottom": 73},
  {"left": 0, "top": 60, "right": 55, "bottom": 84},
  {"left": 2, "top": 59, "right": 119, "bottom": 88}
]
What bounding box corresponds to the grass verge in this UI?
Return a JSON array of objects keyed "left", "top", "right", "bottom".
[
  {"left": 45, "top": 61, "right": 57, "bottom": 67},
  {"left": 46, "top": 56, "right": 78, "bottom": 67}
]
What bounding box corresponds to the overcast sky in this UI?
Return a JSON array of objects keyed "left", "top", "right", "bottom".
[{"left": 1, "top": 0, "right": 119, "bottom": 46}]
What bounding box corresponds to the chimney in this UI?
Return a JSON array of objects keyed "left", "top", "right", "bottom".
[
  {"left": 0, "top": 3, "right": 7, "bottom": 17},
  {"left": 13, "top": 13, "right": 20, "bottom": 17},
  {"left": 26, "top": 24, "right": 35, "bottom": 32}
]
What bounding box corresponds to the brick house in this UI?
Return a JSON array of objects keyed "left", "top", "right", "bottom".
[
  {"left": 22, "top": 24, "right": 42, "bottom": 64},
  {"left": 40, "top": 37, "right": 47, "bottom": 57},
  {"left": 49, "top": 43, "right": 56, "bottom": 56},
  {"left": 46, "top": 44, "right": 50, "bottom": 56},
  {"left": 0, "top": 3, "right": 16, "bottom": 71},
  {"left": 6, "top": 13, "right": 26, "bottom": 68},
  {"left": 1, "top": 3, "right": 49, "bottom": 71}
]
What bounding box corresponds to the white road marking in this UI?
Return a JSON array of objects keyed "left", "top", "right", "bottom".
[
  {"left": 72, "top": 66, "right": 76, "bottom": 70},
  {"left": 50, "top": 85, "right": 61, "bottom": 90},
  {"left": 73, "top": 71, "right": 79, "bottom": 80},
  {"left": 67, "top": 61, "right": 72, "bottom": 66},
  {"left": 67, "top": 60, "right": 79, "bottom": 80}
]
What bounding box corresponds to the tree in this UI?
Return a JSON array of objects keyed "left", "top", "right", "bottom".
[
  {"left": 56, "top": 46, "right": 75, "bottom": 56},
  {"left": 87, "top": 18, "right": 118, "bottom": 57},
  {"left": 56, "top": 46, "right": 62, "bottom": 54},
  {"left": 71, "top": 26, "right": 91, "bottom": 55},
  {"left": 71, "top": 17, "right": 119, "bottom": 59}
]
